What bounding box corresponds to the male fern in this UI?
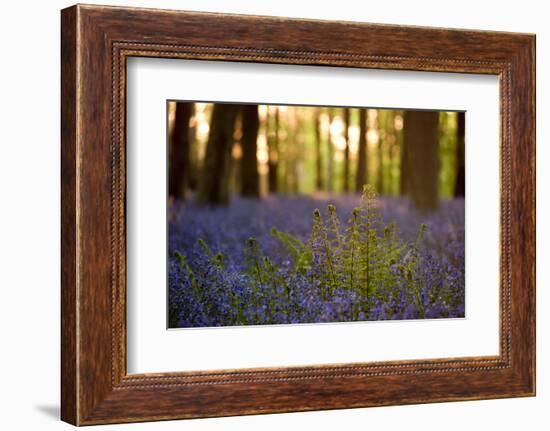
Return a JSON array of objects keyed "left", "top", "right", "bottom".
[{"left": 174, "top": 185, "right": 430, "bottom": 323}]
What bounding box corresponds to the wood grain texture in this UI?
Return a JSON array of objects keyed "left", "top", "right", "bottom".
[
  {"left": 60, "top": 4, "right": 535, "bottom": 425},
  {"left": 60, "top": 5, "right": 78, "bottom": 425}
]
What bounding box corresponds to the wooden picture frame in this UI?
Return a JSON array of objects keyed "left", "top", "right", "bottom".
[{"left": 61, "top": 4, "right": 535, "bottom": 425}]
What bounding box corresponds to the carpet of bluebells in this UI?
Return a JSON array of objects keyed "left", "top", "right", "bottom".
[{"left": 168, "top": 188, "right": 465, "bottom": 328}]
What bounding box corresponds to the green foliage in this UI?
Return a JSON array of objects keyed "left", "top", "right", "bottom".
[
  {"left": 197, "top": 238, "right": 226, "bottom": 269},
  {"left": 270, "top": 184, "right": 428, "bottom": 315},
  {"left": 176, "top": 185, "right": 429, "bottom": 321},
  {"left": 269, "top": 227, "right": 312, "bottom": 274},
  {"left": 244, "top": 236, "right": 290, "bottom": 297},
  {"left": 308, "top": 207, "right": 338, "bottom": 298},
  {"left": 174, "top": 243, "right": 230, "bottom": 325},
  {"left": 244, "top": 237, "right": 266, "bottom": 284},
  {"left": 174, "top": 250, "right": 199, "bottom": 292}
]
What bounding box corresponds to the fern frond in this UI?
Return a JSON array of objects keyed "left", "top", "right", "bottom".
[
  {"left": 174, "top": 250, "right": 200, "bottom": 294},
  {"left": 270, "top": 227, "right": 312, "bottom": 273},
  {"left": 343, "top": 207, "right": 361, "bottom": 290},
  {"left": 245, "top": 237, "right": 266, "bottom": 285},
  {"left": 309, "top": 208, "right": 338, "bottom": 297}
]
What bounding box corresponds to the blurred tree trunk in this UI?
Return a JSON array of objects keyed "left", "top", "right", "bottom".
[
  {"left": 355, "top": 109, "right": 368, "bottom": 192},
  {"left": 187, "top": 104, "right": 198, "bottom": 190},
  {"left": 377, "top": 111, "right": 384, "bottom": 194},
  {"left": 240, "top": 104, "right": 260, "bottom": 197},
  {"left": 196, "top": 104, "right": 240, "bottom": 206},
  {"left": 285, "top": 110, "right": 298, "bottom": 194},
  {"left": 229, "top": 115, "right": 242, "bottom": 195},
  {"left": 390, "top": 133, "right": 399, "bottom": 195},
  {"left": 386, "top": 112, "right": 396, "bottom": 195},
  {"left": 403, "top": 110, "right": 440, "bottom": 211},
  {"left": 343, "top": 108, "right": 350, "bottom": 192},
  {"left": 454, "top": 112, "right": 466, "bottom": 197},
  {"left": 168, "top": 102, "right": 192, "bottom": 200},
  {"left": 396, "top": 111, "right": 406, "bottom": 196},
  {"left": 293, "top": 115, "right": 302, "bottom": 194},
  {"left": 327, "top": 109, "right": 334, "bottom": 193},
  {"left": 267, "top": 108, "right": 279, "bottom": 193},
  {"left": 400, "top": 134, "right": 409, "bottom": 196},
  {"left": 315, "top": 108, "right": 323, "bottom": 191}
]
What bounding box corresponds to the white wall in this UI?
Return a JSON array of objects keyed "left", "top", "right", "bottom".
[{"left": 0, "top": 0, "right": 546, "bottom": 430}]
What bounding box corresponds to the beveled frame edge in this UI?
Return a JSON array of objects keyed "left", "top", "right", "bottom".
[{"left": 61, "top": 4, "right": 535, "bottom": 426}]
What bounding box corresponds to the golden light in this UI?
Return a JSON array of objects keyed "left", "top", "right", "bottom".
[
  {"left": 257, "top": 149, "right": 269, "bottom": 165},
  {"left": 334, "top": 152, "right": 344, "bottom": 162},
  {"left": 232, "top": 143, "right": 243, "bottom": 159},
  {"left": 278, "top": 105, "right": 288, "bottom": 113},
  {"left": 233, "top": 126, "right": 243, "bottom": 141},
  {"left": 334, "top": 136, "right": 347, "bottom": 151},
  {"left": 394, "top": 114, "right": 404, "bottom": 131},
  {"left": 286, "top": 108, "right": 297, "bottom": 127},
  {"left": 197, "top": 142, "right": 206, "bottom": 161},
  {"left": 257, "top": 134, "right": 267, "bottom": 148},
  {"left": 195, "top": 102, "right": 208, "bottom": 113},
  {"left": 367, "top": 109, "right": 378, "bottom": 128},
  {"left": 195, "top": 111, "right": 206, "bottom": 123},
  {"left": 258, "top": 164, "right": 269, "bottom": 175},
  {"left": 329, "top": 116, "right": 344, "bottom": 136},
  {"left": 256, "top": 135, "right": 269, "bottom": 164},
  {"left": 167, "top": 102, "right": 176, "bottom": 123},
  {"left": 348, "top": 125, "right": 360, "bottom": 143},
  {"left": 367, "top": 129, "right": 379, "bottom": 146},
  {"left": 349, "top": 140, "right": 359, "bottom": 155},
  {"left": 258, "top": 105, "right": 268, "bottom": 120},
  {"left": 197, "top": 121, "right": 210, "bottom": 138}
]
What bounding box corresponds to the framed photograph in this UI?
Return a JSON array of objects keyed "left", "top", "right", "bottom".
[{"left": 61, "top": 4, "right": 535, "bottom": 425}]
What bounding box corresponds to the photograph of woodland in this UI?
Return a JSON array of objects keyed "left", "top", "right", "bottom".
[{"left": 167, "top": 101, "right": 465, "bottom": 328}]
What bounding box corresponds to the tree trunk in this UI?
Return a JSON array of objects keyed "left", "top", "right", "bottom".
[
  {"left": 403, "top": 110, "right": 440, "bottom": 211},
  {"left": 386, "top": 111, "right": 396, "bottom": 195},
  {"left": 168, "top": 102, "right": 192, "bottom": 200},
  {"left": 377, "top": 111, "right": 384, "bottom": 194},
  {"left": 454, "top": 112, "right": 466, "bottom": 197},
  {"left": 187, "top": 104, "right": 198, "bottom": 190},
  {"left": 355, "top": 109, "right": 368, "bottom": 192},
  {"left": 267, "top": 107, "right": 279, "bottom": 193},
  {"left": 292, "top": 115, "right": 302, "bottom": 194},
  {"left": 315, "top": 108, "right": 323, "bottom": 191},
  {"left": 284, "top": 110, "right": 298, "bottom": 194},
  {"left": 229, "top": 115, "right": 242, "bottom": 195},
  {"left": 343, "top": 108, "right": 350, "bottom": 192},
  {"left": 390, "top": 130, "right": 399, "bottom": 195},
  {"left": 400, "top": 119, "right": 409, "bottom": 196},
  {"left": 240, "top": 104, "right": 260, "bottom": 197},
  {"left": 327, "top": 109, "right": 334, "bottom": 193},
  {"left": 196, "top": 104, "right": 240, "bottom": 206}
]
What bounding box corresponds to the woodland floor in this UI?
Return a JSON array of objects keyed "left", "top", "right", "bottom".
[{"left": 168, "top": 193, "right": 465, "bottom": 328}]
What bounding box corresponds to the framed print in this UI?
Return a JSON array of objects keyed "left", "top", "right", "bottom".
[{"left": 61, "top": 4, "right": 536, "bottom": 425}]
